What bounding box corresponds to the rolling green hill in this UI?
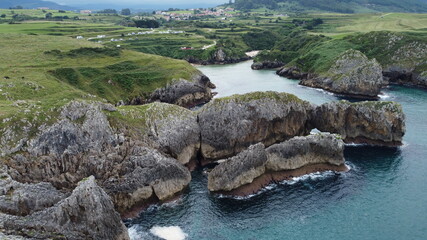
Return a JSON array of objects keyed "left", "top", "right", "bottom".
[
  {"left": 0, "top": 0, "right": 75, "bottom": 10},
  {"left": 234, "top": 0, "right": 427, "bottom": 13}
]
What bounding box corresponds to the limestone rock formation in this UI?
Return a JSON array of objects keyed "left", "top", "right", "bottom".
[
  {"left": 276, "top": 66, "right": 309, "bottom": 80},
  {"left": 207, "top": 133, "right": 347, "bottom": 194},
  {"left": 300, "top": 49, "right": 385, "bottom": 98},
  {"left": 198, "top": 91, "right": 314, "bottom": 160},
  {"left": 145, "top": 103, "right": 200, "bottom": 165},
  {"left": 0, "top": 170, "right": 65, "bottom": 216},
  {"left": 3, "top": 101, "right": 193, "bottom": 216},
  {"left": 311, "top": 101, "right": 405, "bottom": 146},
  {"left": 384, "top": 67, "right": 427, "bottom": 88},
  {"left": 149, "top": 74, "right": 216, "bottom": 108},
  {"left": 266, "top": 133, "right": 345, "bottom": 172},
  {"left": 251, "top": 61, "right": 284, "bottom": 70},
  {"left": 208, "top": 143, "right": 267, "bottom": 192},
  {"left": 2, "top": 176, "right": 130, "bottom": 240},
  {"left": 103, "top": 147, "right": 191, "bottom": 214}
]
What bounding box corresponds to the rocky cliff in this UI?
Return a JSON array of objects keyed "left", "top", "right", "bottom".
[
  {"left": 311, "top": 101, "right": 405, "bottom": 146},
  {"left": 198, "top": 91, "right": 314, "bottom": 161},
  {"left": 276, "top": 66, "right": 309, "bottom": 80},
  {"left": 2, "top": 176, "right": 130, "bottom": 240},
  {"left": 208, "top": 133, "right": 347, "bottom": 194},
  {"left": 265, "top": 133, "right": 345, "bottom": 171},
  {"left": 300, "top": 50, "right": 385, "bottom": 98},
  {"left": 0, "top": 91, "right": 407, "bottom": 238},
  {"left": 251, "top": 61, "right": 284, "bottom": 70},
  {"left": 275, "top": 32, "right": 427, "bottom": 92},
  {"left": 208, "top": 143, "right": 267, "bottom": 192},
  {"left": 149, "top": 74, "right": 216, "bottom": 108},
  {"left": 1, "top": 101, "right": 192, "bottom": 215}
]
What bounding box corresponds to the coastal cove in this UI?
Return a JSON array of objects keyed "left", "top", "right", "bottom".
[{"left": 126, "top": 61, "right": 427, "bottom": 240}]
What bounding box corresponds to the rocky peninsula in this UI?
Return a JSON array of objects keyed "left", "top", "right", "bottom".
[
  {"left": 0, "top": 91, "right": 405, "bottom": 239},
  {"left": 208, "top": 133, "right": 347, "bottom": 195},
  {"left": 272, "top": 32, "right": 427, "bottom": 98}
]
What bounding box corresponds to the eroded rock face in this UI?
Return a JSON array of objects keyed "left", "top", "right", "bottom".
[
  {"left": 207, "top": 133, "right": 347, "bottom": 194},
  {"left": 276, "top": 66, "right": 309, "bottom": 80},
  {"left": 311, "top": 101, "right": 405, "bottom": 146},
  {"left": 28, "top": 101, "right": 117, "bottom": 158},
  {"left": 0, "top": 168, "right": 65, "bottom": 216},
  {"left": 138, "top": 102, "right": 201, "bottom": 165},
  {"left": 198, "top": 91, "right": 314, "bottom": 161},
  {"left": 103, "top": 147, "right": 191, "bottom": 214},
  {"left": 149, "top": 74, "right": 216, "bottom": 108},
  {"left": 251, "top": 61, "right": 284, "bottom": 70},
  {"left": 384, "top": 67, "right": 427, "bottom": 88},
  {"left": 300, "top": 50, "right": 385, "bottom": 98},
  {"left": 3, "top": 176, "right": 130, "bottom": 240},
  {"left": 208, "top": 143, "right": 267, "bottom": 192},
  {"left": 3, "top": 101, "right": 193, "bottom": 217},
  {"left": 266, "top": 133, "right": 345, "bottom": 172}
]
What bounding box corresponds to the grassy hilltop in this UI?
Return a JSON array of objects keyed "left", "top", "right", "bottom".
[{"left": 0, "top": 11, "right": 203, "bottom": 147}]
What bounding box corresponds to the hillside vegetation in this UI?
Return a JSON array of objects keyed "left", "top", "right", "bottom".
[{"left": 234, "top": 0, "right": 427, "bottom": 13}]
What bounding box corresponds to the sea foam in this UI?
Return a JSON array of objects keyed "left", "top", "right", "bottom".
[{"left": 150, "top": 226, "right": 188, "bottom": 240}]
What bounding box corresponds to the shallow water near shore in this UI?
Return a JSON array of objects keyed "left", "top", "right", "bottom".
[{"left": 126, "top": 61, "right": 427, "bottom": 240}]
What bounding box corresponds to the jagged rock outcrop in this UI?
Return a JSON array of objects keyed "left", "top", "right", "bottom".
[
  {"left": 251, "top": 61, "right": 284, "bottom": 70},
  {"left": 142, "top": 103, "right": 200, "bottom": 165},
  {"left": 149, "top": 74, "right": 216, "bottom": 108},
  {"left": 384, "top": 67, "right": 427, "bottom": 88},
  {"left": 311, "top": 101, "right": 405, "bottom": 146},
  {"left": 276, "top": 66, "right": 309, "bottom": 80},
  {"left": 27, "top": 101, "right": 117, "bottom": 158},
  {"left": 103, "top": 147, "right": 191, "bottom": 214},
  {"left": 0, "top": 169, "right": 65, "bottom": 216},
  {"left": 6, "top": 101, "right": 120, "bottom": 188},
  {"left": 300, "top": 50, "right": 385, "bottom": 98},
  {"left": 2, "top": 176, "right": 130, "bottom": 240},
  {"left": 208, "top": 143, "right": 267, "bottom": 192},
  {"left": 2, "top": 101, "right": 193, "bottom": 216},
  {"left": 266, "top": 133, "right": 345, "bottom": 171},
  {"left": 198, "top": 91, "right": 314, "bottom": 161}
]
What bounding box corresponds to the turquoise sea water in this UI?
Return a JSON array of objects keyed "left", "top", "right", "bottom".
[{"left": 126, "top": 61, "right": 427, "bottom": 240}]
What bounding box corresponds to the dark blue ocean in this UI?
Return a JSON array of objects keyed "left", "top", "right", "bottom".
[{"left": 126, "top": 61, "right": 427, "bottom": 240}]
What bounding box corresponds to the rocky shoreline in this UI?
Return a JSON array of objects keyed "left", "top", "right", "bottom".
[
  {"left": 0, "top": 91, "right": 405, "bottom": 239},
  {"left": 275, "top": 49, "right": 426, "bottom": 98}
]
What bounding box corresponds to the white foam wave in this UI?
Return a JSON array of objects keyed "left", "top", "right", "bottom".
[
  {"left": 150, "top": 226, "right": 187, "bottom": 240},
  {"left": 128, "top": 226, "right": 149, "bottom": 240},
  {"left": 312, "top": 87, "right": 335, "bottom": 96},
  {"left": 379, "top": 93, "right": 391, "bottom": 99},
  {"left": 216, "top": 183, "right": 278, "bottom": 200},
  {"left": 216, "top": 168, "right": 350, "bottom": 200},
  {"left": 281, "top": 171, "right": 335, "bottom": 185}
]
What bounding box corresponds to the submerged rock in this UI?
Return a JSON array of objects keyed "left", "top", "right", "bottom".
[
  {"left": 3, "top": 176, "right": 130, "bottom": 240},
  {"left": 266, "top": 133, "right": 345, "bottom": 171},
  {"left": 312, "top": 101, "right": 406, "bottom": 146},
  {"left": 300, "top": 49, "right": 384, "bottom": 98},
  {"left": 208, "top": 143, "right": 267, "bottom": 192},
  {"left": 198, "top": 91, "right": 313, "bottom": 161}
]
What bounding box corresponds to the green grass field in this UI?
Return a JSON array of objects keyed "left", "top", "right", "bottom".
[{"left": 308, "top": 13, "right": 427, "bottom": 37}]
